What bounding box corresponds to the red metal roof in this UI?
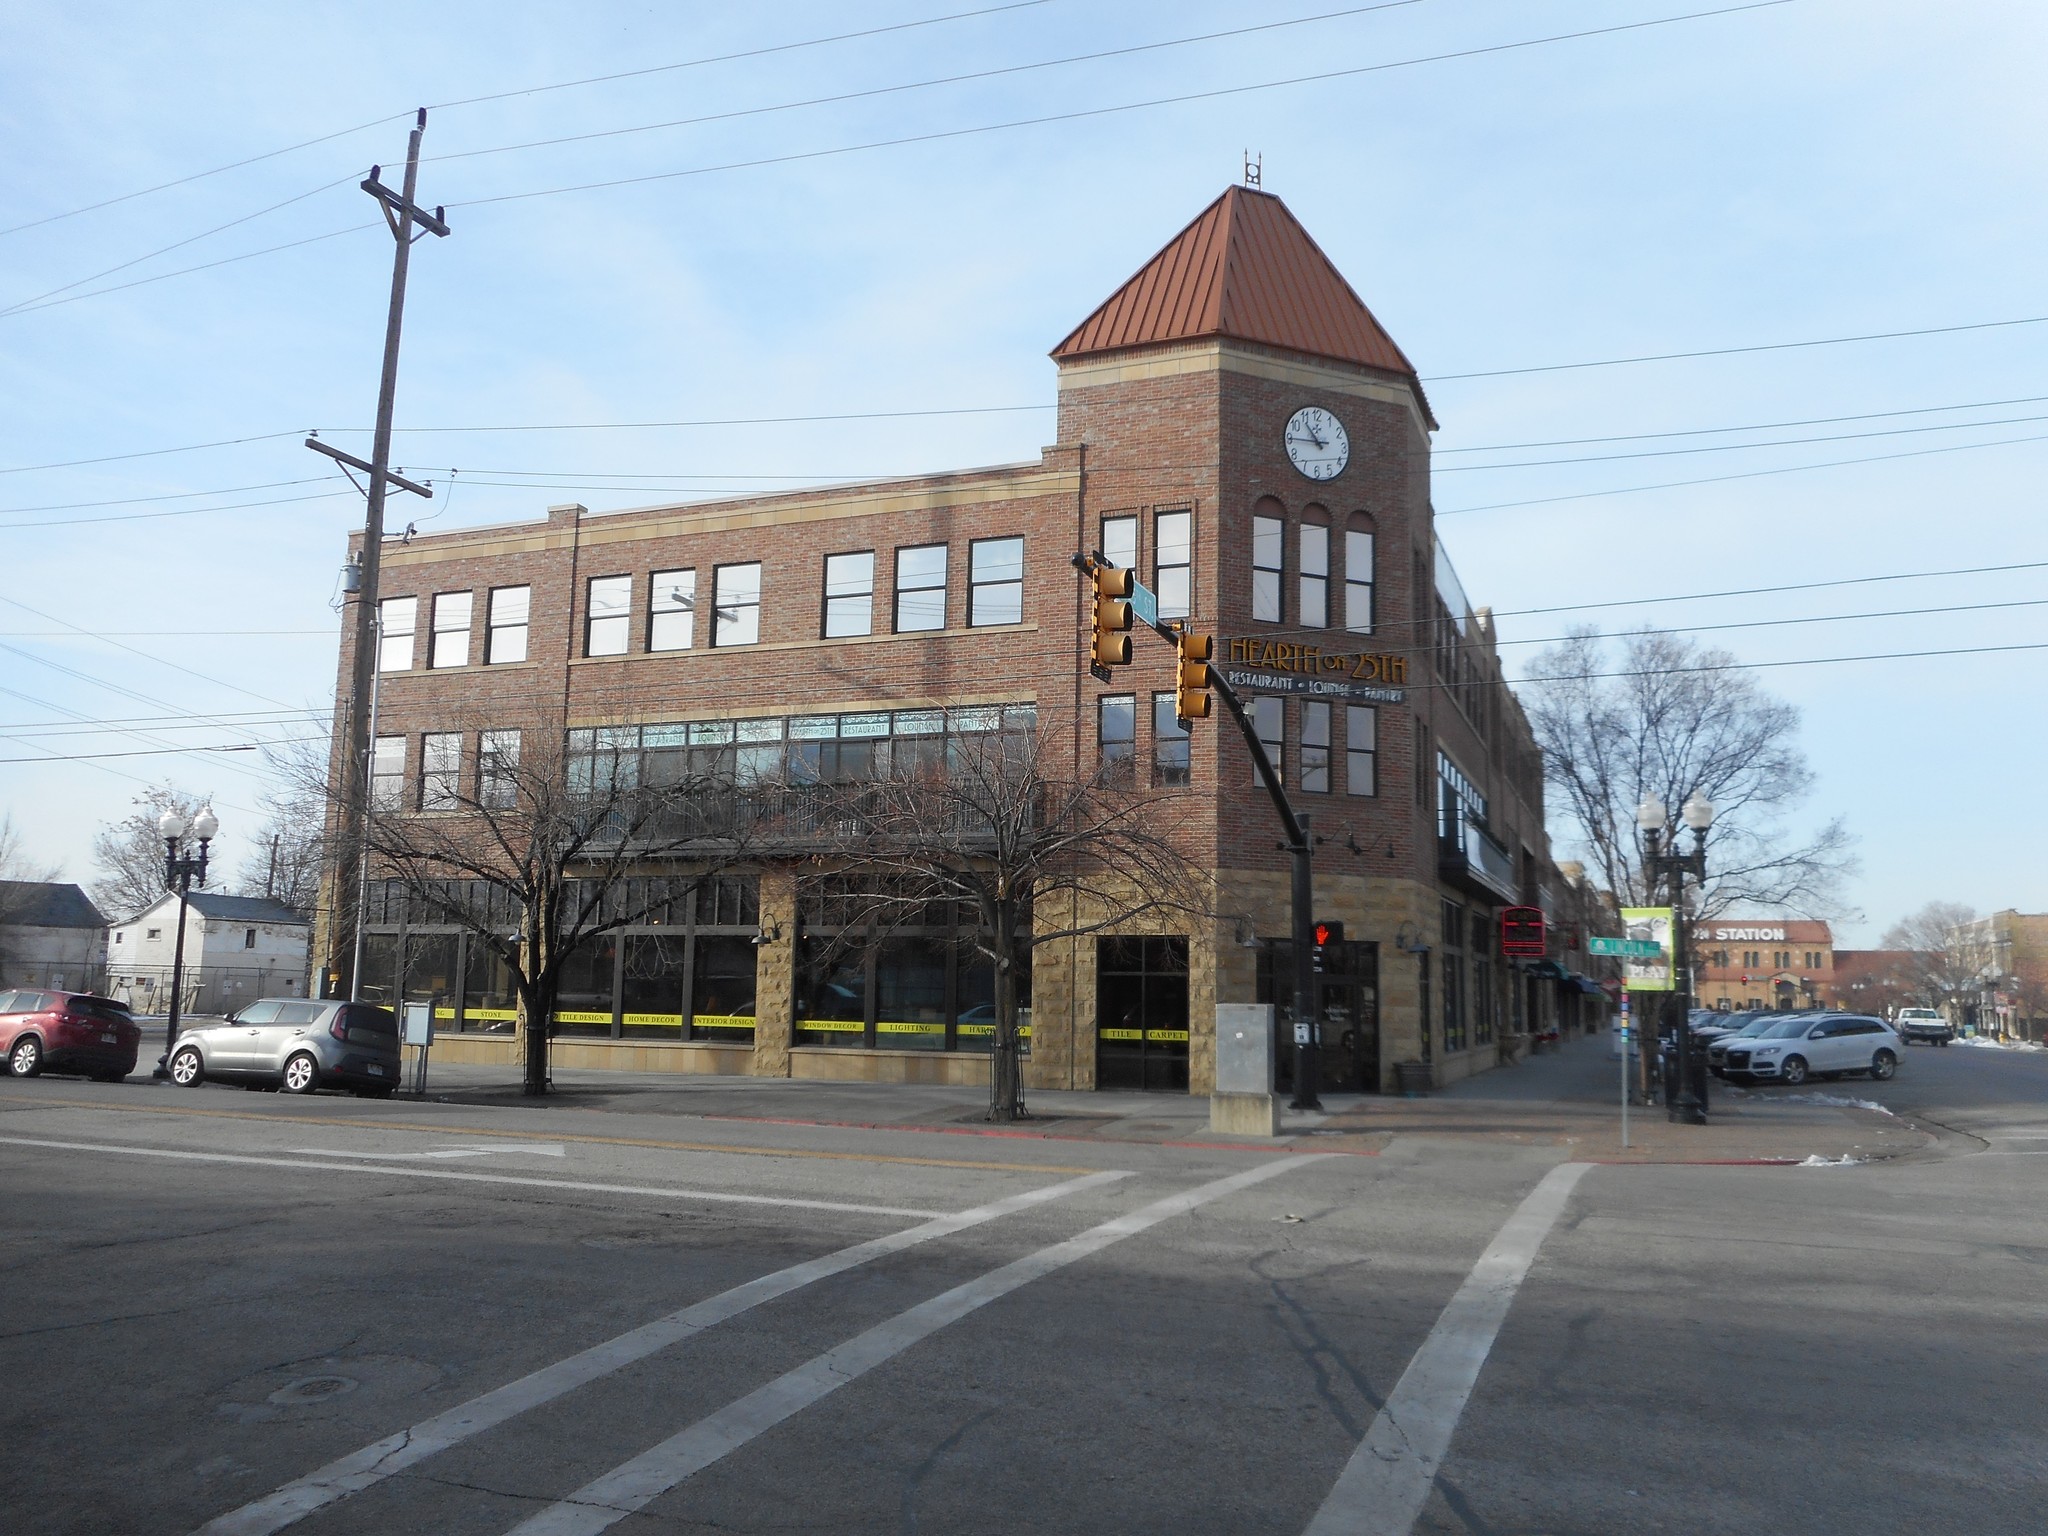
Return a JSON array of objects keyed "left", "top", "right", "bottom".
[{"left": 1051, "top": 186, "right": 1420, "bottom": 383}]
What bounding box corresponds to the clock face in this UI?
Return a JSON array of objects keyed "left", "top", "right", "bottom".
[{"left": 1284, "top": 406, "right": 1349, "bottom": 481}]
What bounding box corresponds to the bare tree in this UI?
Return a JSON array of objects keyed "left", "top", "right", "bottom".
[
  {"left": 1880, "top": 902, "right": 1995, "bottom": 1015},
  {"left": 234, "top": 785, "right": 326, "bottom": 916},
  {"left": 793, "top": 711, "right": 1211, "bottom": 1122},
  {"left": 314, "top": 710, "right": 763, "bottom": 1096},
  {"left": 1523, "top": 629, "right": 1857, "bottom": 918},
  {"left": 88, "top": 783, "right": 209, "bottom": 922}
]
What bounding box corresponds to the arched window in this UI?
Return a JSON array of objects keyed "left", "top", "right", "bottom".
[
  {"left": 1252, "top": 496, "right": 1286, "bottom": 623},
  {"left": 1344, "top": 513, "right": 1375, "bottom": 635},
  {"left": 1300, "top": 504, "right": 1330, "bottom": 628}
]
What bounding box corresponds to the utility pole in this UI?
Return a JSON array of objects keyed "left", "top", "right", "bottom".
[{"left": 315, "top": 108, "right": 449, "bottom": 999}]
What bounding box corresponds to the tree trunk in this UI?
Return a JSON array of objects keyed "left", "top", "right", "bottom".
[{"left": 987, "top": 906, "right": 1023, "bottom": 1123}]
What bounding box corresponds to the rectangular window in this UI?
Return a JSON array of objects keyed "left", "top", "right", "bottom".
[
  {"left": 969, "top": 537, "right": 1024, "bottom": 626},
  {"left": 1346, "top": 705, "right": 1378, "bottom": 796},
  {"left": 1098, "top": 694, "right": 1135, "bottom": 781},
  {"left": 1153, "top": 693, "right": 1189, "bottom": 787},
  {"left": 486, "top": 585, "right": 529, "bottom": 664},
  {"left": 1301, "top": 701, "right": 1330, "bottom": 793},
  {"left": 1252, "top": 695, "right": 1284, "bottom": 786},
  {"left": 1100, "top": 514, "right": 1137, "bottom": 572},
  {"left": 894, "top": 544, "right": 947, "bottom": 632},
  {"left": 713, "top": 562, "right": 761, "bottom": 647},
  {"left": 586, "top": 575, "right": 631, "bottom": 656},
  {"left": 378, "top": 596, "right": 416, "bottom": 672},
  {"left": 1252, "top": 515, "right": 1283, "bottom": 623},
  {"left": 1300, "top": 524, "right": 1329, "bottom": 628},
  {"left": 649, "top": 569, "right": 695, "bottom": 651},
  {"left": 1155, "top": 508, "right": 1191, "bottom": 620},
  {"left": 479, "top": 729, "right": 520, "bottom": 809},
  {"left": 1345, "top": 530, "right": 1374, "bottom": 634},
  {"left": 244, "top": 928, "right": 256, "bottom": 949},
  {"left": 421, "top": 732, "right": 462, "bottom": 811},
  {"left": 822, "top": 551, "right": 874, "bottom": 638},
  {"left": 371, "top": 735, "right": 405, "bottom": 811},
  {"left": 430, "top": 592, "right": 471, "bottom": 669}
]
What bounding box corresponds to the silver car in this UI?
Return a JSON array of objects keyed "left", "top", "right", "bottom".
[{"left": 165, "top": 998, "right": 400, "bottom": 1097}]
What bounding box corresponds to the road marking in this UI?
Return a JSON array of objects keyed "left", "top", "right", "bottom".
[
  {"left": 287, "top": 1143, "right": 568, "bottom": 1160},
  {"left": 1302, "top": 1162, "right": 1592, "bottom": 1536},
  {"left": 191, "top": 1168, "right": 1127, "bottom": 1536},
  {"left": 504, "top": 1155, "right": 1331, "bottom": 1536},
  {"left": 0, "top": 1135, "right": 940, "bottom": 1218},
  {"left": 0, "top": 1094, "right": 1096, "bottom": 1174}
]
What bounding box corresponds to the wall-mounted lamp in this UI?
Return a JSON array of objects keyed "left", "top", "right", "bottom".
[
  {"left": 1233, "top": 917, "right": 1261, "bottom": 948},
  {"left": 752, "top": 919, "right": 783, "bottom": 948}
]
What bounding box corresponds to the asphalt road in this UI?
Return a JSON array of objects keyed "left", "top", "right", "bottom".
[{"left": 0, "top": 1042, "right": 2042, "bottom": 1535}]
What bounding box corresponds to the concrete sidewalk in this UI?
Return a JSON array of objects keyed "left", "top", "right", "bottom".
[{"left": 407, "top": 1029, "right": 1933, "bottom": 1165}]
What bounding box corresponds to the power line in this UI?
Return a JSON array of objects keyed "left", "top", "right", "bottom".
[
  {"left": 0, "top": 430, "right": 305, "bottom": 476},
  {"left": 427, "top": 0, "right": 1058, "bottom": 111},
  {"left": 426, "top": 3, "right": 1424, "bottom": 169},
  {"left": 1437, "top": 428, "right": 2048, "bottom": 515},
  {"left": 1486, "top": 556, "right": 2048, "bottom": 622},
  {"left": 0, "top": 488, "right": 360, "bottom": 532},
  {"left": 0, "top": 629, "right": 330, "bottom": 639},
  {"left": 1426, "top": 314, "right": 2048, "bottom": 383},
  {"left": 1434, "top": 392, "right": 2048, "bottom": 454},
  {"left": 0, "top": 739, "right": 320, "bottom": 765},
  {"left": 1513, "top": 640, "right": 2048, "bottom": 687},
  {"left": 449, "top": 3, "right": 1797, "bottom": 215},
  {"left": 0, "top": 477, "right": 330, "bottom": 516},
  {"left": 0, "top": 220, "right": 381, "bottom": 321},
  {"left": 0, "top": 593, "right": 302, "bottom": 712},
  {"left": 1492, "top": 595, "right": 2048, "bottom": 652}
]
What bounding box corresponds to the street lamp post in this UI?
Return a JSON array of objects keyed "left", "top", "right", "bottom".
[
  {"left": 1638, "top": 791, "right": 1714, "bottom": 1125},
  {"left": 150, "top": 805, "right": 219, "bottom": 1080}
]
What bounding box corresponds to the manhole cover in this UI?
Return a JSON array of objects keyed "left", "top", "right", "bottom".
[{"left": 268, "top": 1375, "right": 357, "bottom": 1406}]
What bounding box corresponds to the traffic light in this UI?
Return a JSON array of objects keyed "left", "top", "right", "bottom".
[
  {"left": 1175, "top": 631, "right": 1213, "bottom": 721},
  {"left": 1312, "top": 920, "right": 1343, "bottom": 972},
  {"left": 1092, "top": 564, "right": 1133, "bottom": 668}
]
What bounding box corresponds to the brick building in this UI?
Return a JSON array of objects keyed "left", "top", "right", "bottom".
[
  {"left": 325, "top": 185, "right": 1565, "bottom": 1094},
  {"left": 1691, "top": 918, "right": 1834, "bottom": 1011}
]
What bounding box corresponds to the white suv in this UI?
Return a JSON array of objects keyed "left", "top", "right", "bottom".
[{"left": 1720, "top": 1014, "right": 1901, "bottom": 1086}]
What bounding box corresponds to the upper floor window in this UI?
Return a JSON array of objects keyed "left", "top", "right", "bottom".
[
  {"left": 430, "top": 592, "right": 471, "bottom": 669},
  {"left": 969, "top": 537, "right": 1024, "bottom": 626},
  {"left": 1252, "top": 515, "right": 1283, "bottom": 623},
  {"left": 1153, "top": 693, "right": 1189, "bottom": 787},
  {"left": 1098, "top": 694, "right": 1135, "bottom": 781},
  {"left": 649, "top": 569, "right": 695, "bottom": 651},
  {"left": 823, "top": 551, "right": 875, "bottom": 638},
  {"left": 586, "top": 575, "right": 631, "bottom": 656},
  {"left": 1299, "top": 524, "right": 1329, "bottom": 628},
  {"left": 487, "top": 586, "right": 529, "bottom": 664},
  {"left": 1345, "top": 529, "right": 1374, "bottom": 634},
  {"left": 1156, "top": 509, "right": 1191, "bottom": 620},
  {"left": 371, "top": 735, "right": 406, "bottom": 810},
  {"left": 378, "top": 596, "right": 416, "bottom": 672},
  {"left": 480, "top": 729, "right": 520, "bottom": 809},
  {"left": 1346, "top": 705, "right": 1378, "bottom": 796},
  {"left": 713, "top": 562, "right": 761, "bottom": 647},
  {"left": 1100, "top": 514, "right": 1137, "bottom": 572},
  {"left": 244, "top": 928, "right": 257, "bottom": 948},
  {"left": 894, "top": 544, "right": 947, "bottom": 632},
  {"left": 1301, "top": 701, "right": 1331, "bottom": 793},
  {"left": 1252, "top": 695, "right": 1284, "bottom": 786},
  {"left": 421, "top": 732, "right": 462, "bottom": 811}
]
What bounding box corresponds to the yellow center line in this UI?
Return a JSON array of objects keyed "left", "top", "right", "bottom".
[{"left": 0, "top": 1094, "right": 1097, "bottom": 1175}]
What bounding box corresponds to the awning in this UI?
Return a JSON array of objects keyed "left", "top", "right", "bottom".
[
  {"left": 1523, "top": 959, "right": 1572, "bottom": 981},
  {"left": 1574, "top": 976, "right": 1609, "bottom": 995}
]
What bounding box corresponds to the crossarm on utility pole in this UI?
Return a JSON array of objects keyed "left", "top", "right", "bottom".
[{"left": 305, "top": 438, "right": 434, "bottom": 499}]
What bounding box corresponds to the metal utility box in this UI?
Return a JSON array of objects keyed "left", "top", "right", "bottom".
[{"left": 1211, "top": 1004, "right": 1281, "bottom": 1137}]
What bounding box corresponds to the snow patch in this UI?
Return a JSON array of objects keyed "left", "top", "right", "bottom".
[
  {"left": 1798, "top": 1154, "right": 1864, "bottom": 1168},
  {"left": 1957, "top": 1036, "right": 2045, "bottom": 1052},
  {"left": 1779, "top": 1093, "right": 1895, "bottom": 1115}
]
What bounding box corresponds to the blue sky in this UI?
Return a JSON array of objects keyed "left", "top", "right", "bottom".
[{"left": 0, "top": 0, "right": 2041, "bottom": 938}]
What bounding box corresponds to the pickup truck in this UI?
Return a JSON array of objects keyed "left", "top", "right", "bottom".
[{"left": 1895, "top": 1007, "right": 1953, "bottom": 1045}]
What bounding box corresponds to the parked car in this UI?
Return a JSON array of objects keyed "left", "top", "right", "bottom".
[
  {"left": 1706, "top": 1012, "right": 1784, "bottom": 1075},
  {"left": 1692, "top": 1009, "right": 1761, "bottom": 1046},
  {"left": 0, "top": 989, "right": 142, "bottom": 1081},
  {"left": 1720, "top": 1014, "right": 1900, "bottom": 1086},
  {"left": 1895, "top": 1007, "right": 1954, "bottom": 1046},
  {"left": 165, "top": 998, "right": 399, "bottom": 1096}
]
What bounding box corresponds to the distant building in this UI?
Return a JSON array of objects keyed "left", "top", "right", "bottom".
[
  {"left": 1826, "top": 949, "right": 1922, "bottom": 1018},
  {"left": 106, "top": 892, "right": 310, "bottom": 1016},
  {"left": 0, "top": 881, "right": 108, "bottom": 990},
  {"left": 1690, "top": 919, "right": 1833, "bottom": 1011},
  {"left": 1950, "top": 910, "right": 2048, "bottom": 1042}
]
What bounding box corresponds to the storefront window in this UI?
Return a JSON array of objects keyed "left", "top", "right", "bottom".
[
  {"left": 875, "top": 936, "right": 950, "bottom": 1052},
  {"left": 797, "top": 949, "right": 868, "bottom": 1048},
  {"left": 690, "top": 936, "right": 758, "bottom": 1042},
  {"left": 555, "top": 937, "right": 616, "bottom": 1037},
  {"left": 620, "top": 933, "right": 687, "bottom": 1039},
  {"left": 358, "top": 933, "right": 401, "bottom": 1008},
  {"left": 459, "top": 939, "right": 516, "bottom": 1033}
]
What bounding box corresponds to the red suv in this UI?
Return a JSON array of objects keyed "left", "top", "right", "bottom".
[{"left": 0, "top": 989, "right": 142, "bottom": 1081}]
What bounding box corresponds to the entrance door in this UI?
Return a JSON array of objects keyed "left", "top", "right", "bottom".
[
  {"left": 1317, "top": 976, "right": 1381, "bottom": 1092},
  {"left": 1095, "top": 937, "right": 1189, "bottom": 1092}
]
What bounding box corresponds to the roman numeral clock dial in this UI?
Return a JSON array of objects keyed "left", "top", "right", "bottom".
[{"left": 1284, "top": 406, "right": 1349, "bottom": 481}]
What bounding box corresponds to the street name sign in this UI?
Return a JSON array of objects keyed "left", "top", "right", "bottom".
[{"left": 1588, "top": 937, "right": 1663, "bottom": 958}]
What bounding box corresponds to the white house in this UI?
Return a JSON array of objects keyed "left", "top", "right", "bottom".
[
  {"left": 0, "top": 881, "right": 108, "bottom": 990},
  {"left": 107, "top": 892, "right": 310, "bottom": 1016}
]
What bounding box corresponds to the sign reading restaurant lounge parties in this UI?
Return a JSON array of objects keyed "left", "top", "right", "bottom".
[{"left": 1221, "top": 637, "right": 1408, "bottom": 704}]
